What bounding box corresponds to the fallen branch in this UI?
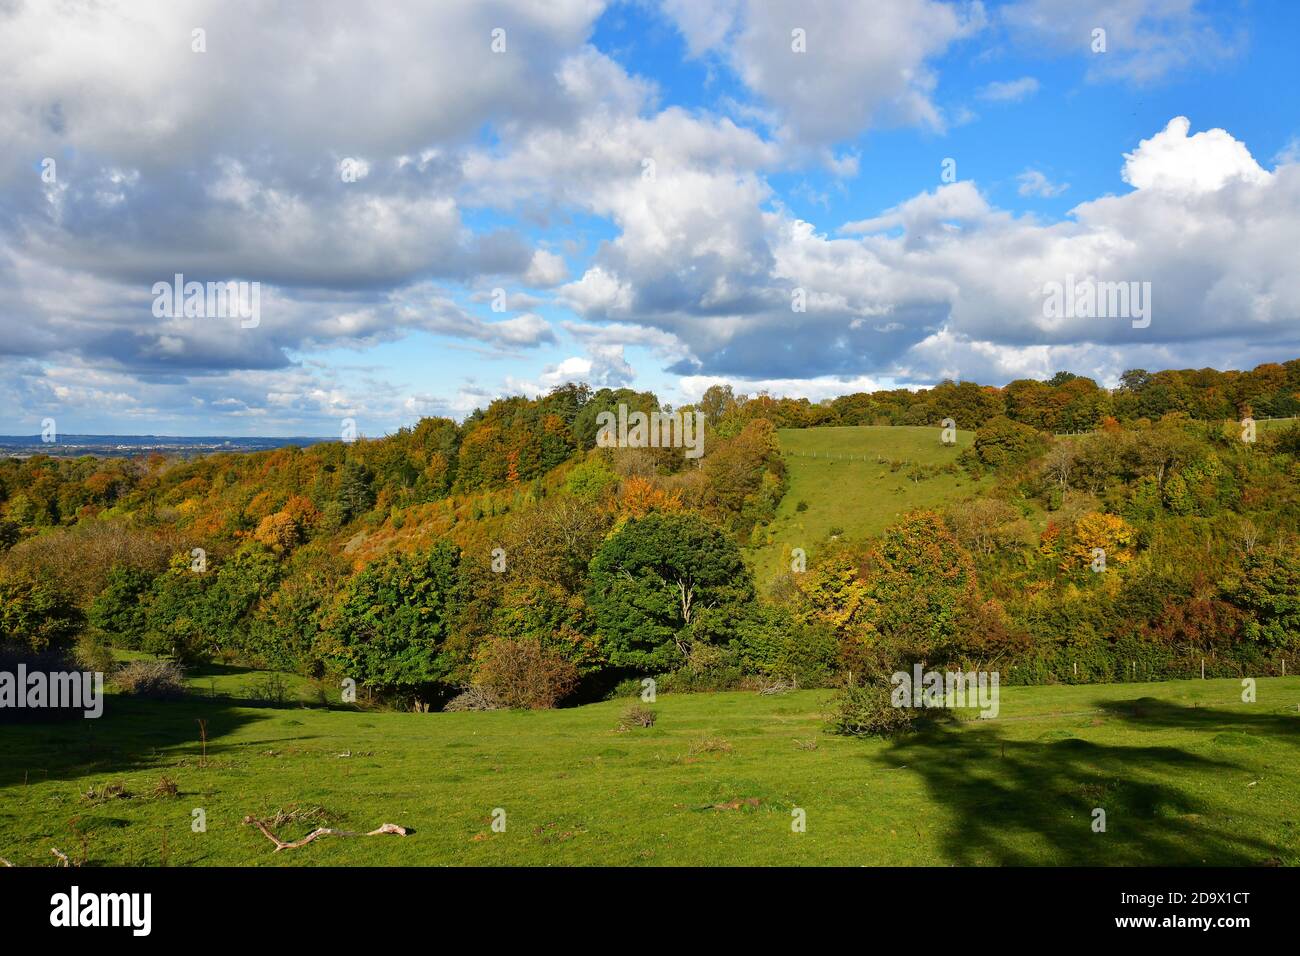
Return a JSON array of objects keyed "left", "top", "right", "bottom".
[
  {"left": 0, "top": 857, "right": 13, "bottom": 867},
  {"left": 243, "top": 816, "right": 408, "bottom": 852},
  {"left": 50, "top": 848, "right": 70, "bottom": 867}
]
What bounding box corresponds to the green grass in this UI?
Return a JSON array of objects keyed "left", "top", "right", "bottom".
[
  {"left": 748, "top": 425, "right": 986, "bottom": 582},
  {"left": 2, "top": 671, "right": 1297, "bottom": 866}
]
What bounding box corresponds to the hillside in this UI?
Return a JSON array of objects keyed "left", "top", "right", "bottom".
[{"left": 748, "top": 425, "right": 989, "bottom": 582}]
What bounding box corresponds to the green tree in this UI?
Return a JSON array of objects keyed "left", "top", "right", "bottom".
[
  {"left": 972, "top": 416, "right": 1049, "bottom": 469},
  {"left": 564, "top": 457, "right": 619, "bottom": 503},
  {"left": 204, "top": 544, "right": 282, "bottom": 656},
  {"left": 88, "top": 566, "right": 155, "bottom": 648},
  {"left": 588, "top": 512, "right": 754, "bottom": 670},
  {"left": 0, "top": 576, "right": 82, "bottom": 653},
  {"left": 334, "top": 460, "right": 374, "bottom": 523},
  {"left": 1227, "top": 550, "right": 1300, "bottom": 649},
  {"left": 326, "top": 543, "right": 462, "bottom": 690},
  {"left": 141, "top": 553, "right": 214, "bottom": 663}
]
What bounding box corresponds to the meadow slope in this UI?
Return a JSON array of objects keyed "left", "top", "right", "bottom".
[{"left": 747, "top": 425, "right": 990, "bottom": 583}]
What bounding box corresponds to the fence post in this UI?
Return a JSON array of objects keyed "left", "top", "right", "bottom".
[{"left": 1201, "top": 658, "right": 1205, "bottom": 680}]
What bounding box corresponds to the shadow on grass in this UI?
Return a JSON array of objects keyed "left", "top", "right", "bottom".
[
  {"left": 876, "top": 698, "right": 1291, "bottom": 865},
  {"left": 1097, "top": 695, "right": 1300, "bottom": 746},
  {"left": 0, "top": 693, "right": 271, "bottom": 789}
]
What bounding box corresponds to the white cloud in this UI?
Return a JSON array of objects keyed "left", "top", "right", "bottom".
[
  {"left": 977, "top": 76, "right": 1040, "bottom": 102},
  {"left": 1122, "top": 116, "right": 1270, "bottom": 193},
  {"left": 0, "top": 0, "right": 608, "bottom": 173},
  {"left": 1017, "top": 169, "right": 1069, "bottom": 197},
  {"left": 525, "top": 250, "right": 569, "bottom": 287},
  {"left": 1274, "top": 137, "right": 1300, "bottom": 167},
  {"left": 839, "top": 182, "right": 992, "bottom": 236},
  {"left": 660, "top": 0, "right": 986, "bottom": 144},
  {"left": 540, "top": 345, "right": 636, "bottom": 388},
  {"left": 560, "top": 117, "right": 1300, "bottom": 386},
  {"left": 1001, "top": 0, "right": 1241, "bottom": 83}
]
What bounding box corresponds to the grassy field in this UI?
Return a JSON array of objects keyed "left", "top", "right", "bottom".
[
  {"left": 748, "top": 425, "right": 988, "bottom": 582},
  {"left": 1, "top": 669, "right": 1297, "bottom": 866}
]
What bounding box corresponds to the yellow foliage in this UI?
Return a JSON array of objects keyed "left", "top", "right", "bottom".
[
  {"left": 1068, "top": 511, "right": 1137, "bottom": 569},
  {"left": 797, "top": 552, "right": 878, "bottom": 635}
]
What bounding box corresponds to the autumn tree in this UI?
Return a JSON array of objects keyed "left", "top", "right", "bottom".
[
  {"left": 1067, "top": 512, "right": 1138, "bottom": 571},
  {"left": 864, "top": 511, "right": 976, "bottom": 662}
]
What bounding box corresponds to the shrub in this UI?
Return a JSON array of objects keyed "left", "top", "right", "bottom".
[
  {"left": 472, "top": 636, "right": 580, "bottom": 709},
  {"left": 617, "top": 704, "right": 657, "bottom": 730},
  {"left": 442, "top": 685, "right": 502, "bottom": 712},
  {"left": 688, "top": 735, "right": 732, "bottom": 755},
  {"left": 827, "top": 680, "right": 922, "bottom": 737},
  {"left": 734, "top": 610, "right": 837, "bottom": 686},
  {"left": 73, "top": 633, "right": 118, "bottom": 676},
  {"left": 246, "top": 672, "right": 291, "bottom": 706},
  {"left": 114, "top": 659, "right": 187, "bottom": 699}
]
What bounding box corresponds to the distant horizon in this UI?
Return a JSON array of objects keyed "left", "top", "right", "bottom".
[
  {"left": 0, "top": 433, "right": 337, "bottom": 441},
  {"left": 5, "top": 351, "right": 1300, "bottom": 442}
]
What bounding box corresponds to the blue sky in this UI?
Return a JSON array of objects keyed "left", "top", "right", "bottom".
[{"left": 2, "top": 0, "right": 1298, "bottom": 436}]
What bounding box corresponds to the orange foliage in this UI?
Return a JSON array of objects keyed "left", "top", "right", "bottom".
[
  {"left": 254, "top": 511, "right": 300, "bottom": 552},
  {"left": 617, "top": 476, "right": 683, "bottom": 518},
  {"left": 282, "top": 494, "right": 320, "bottom": 530}
]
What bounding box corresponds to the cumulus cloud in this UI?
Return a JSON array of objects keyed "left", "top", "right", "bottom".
[
  {"left": 524, "top": 250, "right": 569, "bottom": 287},
  {"left": 1122, "top": 116, "right": 1270, "bottom": 192},
  {"left": 557, "top": 116, "right": 1300, "bottom": 387},
  {"left": 660, "top": 0, "right": 985, "bottom": 144},
  {"left": 0, "top": 0, "right": 603, "bottom": 424},
  {"left": 543, "top": 345, "right": 636, "bottom": 388},
  {"left": 0, "top": 0, "right": 607, "bottom": 173}
]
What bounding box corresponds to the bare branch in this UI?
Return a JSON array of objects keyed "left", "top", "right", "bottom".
[{"left": 243, "top": 816, "right": 408, "bottom": 852}]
